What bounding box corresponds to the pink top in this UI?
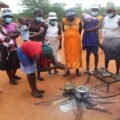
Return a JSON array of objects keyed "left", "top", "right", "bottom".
[
  {"left": 0, "top": 25, "right": 14, "bottom": 47},
  {"left": 5, "top": 22, "right": 17, "bottom": 46}
]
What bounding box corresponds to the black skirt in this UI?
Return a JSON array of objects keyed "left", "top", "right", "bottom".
[
  {"left": 0, "top": 45, "right": 8, "bottom": 70},
  {"left": 6, "top": 50, "right": 20, "bottom": 70}
]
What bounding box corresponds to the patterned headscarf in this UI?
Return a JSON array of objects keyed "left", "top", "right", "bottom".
[
  {"left": 106, "top": 2, "right": 115, "bottom": 9},
  {"left": 2, "top": 9, "right": 13, "bottom": 18}
]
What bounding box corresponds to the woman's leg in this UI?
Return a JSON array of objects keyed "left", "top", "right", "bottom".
[
  {"left": 48, "top": 64, "right": 52, "bottom": 76},
  {"left": 37, "top": 70, "right": 44, "bottom": 81},
  {"left": 12, "top": 69, "right": 21, "bottom": 82},
  {"left": 94, "top": 53, "right": 98, "bottom": 71},
  {"left": 64, "top": 69, "right": 70, "bottom": 77},
  {"left": 6, "top": 70, "right": 12, "bottom": 82},
  {"left": 86, "top": 52, "right": 90, "bottom": 71},
  {"left": 116, "top": 60, "right": 120, "bottom": 74},
  {"left": 6, "top": 70, "right": 17, "bottom": 85},
  {"left": 105, "top": 58, "right": 109, "bottom": 71},
  {"left": 27, "top": 73, "right": 43, "bottom": 98},
  {"left": 11, "top": 69, "right": 21, "bottom": 80},
  {"left": 76, "top": 68, "right": 81, "bottom": 76}
]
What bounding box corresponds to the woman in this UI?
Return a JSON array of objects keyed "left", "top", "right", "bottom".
[
  {"left": 1, "top": 9, "right": 20, "bottom": 85},
  {"left": 102, "top": 2, "right": 120, "bottom": 74},
  {"left": 17, "top": 41, "right": 66, "bottom": 98},
  {"left": 62, "top": 9, "right": 82, "bottom": 76},
  {"left": 82, "top": 13, "right": 99, "bottom": 73},
  {"left": 45, "top": 12, "right": 62, "bottom": 76},
  {"left": 0, "top": 18, "right": 9, "bottom": 70},
  {"left": 28, "top": 8, "right": 47, "bottom": 43},
  {"left": 27, "top": 8, "right": 47, "bottom": 80}
]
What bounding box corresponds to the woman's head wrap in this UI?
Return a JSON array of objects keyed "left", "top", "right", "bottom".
[
  {"left": 66, "top": 9, "right": 76, "bottom": 17},
  {"left": 42, "top": 44, "right": 54, "bottom": 59},
  {"left": 33, "top": 8, "right": 43, "bottom": 15},
  {"left": 106, "top": 2, "right": 115, "bottom": 10},
  {"left": 2, "top": 9, "right": 13, "bottom": 18}
]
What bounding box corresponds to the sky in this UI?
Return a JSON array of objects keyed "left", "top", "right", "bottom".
[{"left": 2, "top": 0, "right": 120, "bottom": 13}]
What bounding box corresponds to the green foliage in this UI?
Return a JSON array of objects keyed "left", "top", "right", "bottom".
[
  {"left": 71, "top": 4, "right": 83, "bottom": 18},
  {"left": 49, "top": 3, "right": 66, "bottom": 22},
  {"left": 13, "top": 0, "right": 120, "bottom": 22},
  {"left": 13, "top": 0, "right": 66, "bottom": 22}
]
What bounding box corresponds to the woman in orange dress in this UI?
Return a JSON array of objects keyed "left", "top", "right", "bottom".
[{"left": 62, "top": 10, "right": 82, "bottom": 76}]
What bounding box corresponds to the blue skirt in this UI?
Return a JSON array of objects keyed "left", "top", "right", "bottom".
[{"left": 17, "top": 47, "right": 36, "bottom": 74}]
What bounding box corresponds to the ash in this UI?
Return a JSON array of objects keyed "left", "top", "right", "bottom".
[{"left": 59, "top": 85, "right": 120, "bottom": 120}]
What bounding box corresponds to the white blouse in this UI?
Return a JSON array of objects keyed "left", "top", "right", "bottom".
[{"left": 103, "top": 15, "right": 120, "bottom": 38}]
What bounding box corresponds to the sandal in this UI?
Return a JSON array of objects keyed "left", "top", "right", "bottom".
[
  {"left": 36, "top": 89, "right": 45, "bottom": 94},
  {"left": 31, "top": 91, "right": 43, "bottom": 98},
  {"left": 14, "top": 75, "right": 22, "bottom": 80},
  {"left": 10, "top": 80, "right": 18, "bottom": 85},
  {"left": 37, "top": 77, "right": 44, "bottom": 81}
]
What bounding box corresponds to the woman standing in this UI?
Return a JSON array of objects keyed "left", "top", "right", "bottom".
[
  {"left": 28, "top": 8, "right": 47, "bottom": 43},
  {"left": 62, "top": 10, "right": 82, "bottom": 76},
  {"left": 102, "top": 2, "right": 120, "bottom": 74},
  {"left": 2, "top": 9, "right": 20, "bottom": 85},
  {"left": 27, "top": 8, "right": 47, "bottom": 80},
  {"left": 45, "top": 12, "right": 62, "bottom": 76},
  {"left": 82, "top": 13, "right": 99, "bottom": 73}
]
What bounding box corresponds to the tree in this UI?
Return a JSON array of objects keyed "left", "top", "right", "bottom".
[
  {"left": 72, "top": 3, "right": 83, "bottom": 18},
  {"left": 49, "top": 3, "right": 66, "bottom": 22},
  {"left": 19, "top": 0, "right": 50, "bottom": 18},
  {"left": 18, "top": 0, "right": 66, "bottom": 22}
]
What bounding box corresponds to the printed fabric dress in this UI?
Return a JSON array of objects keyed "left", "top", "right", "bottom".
[{"left": 63, "top": 18, "right": 82, "bottom": 68}]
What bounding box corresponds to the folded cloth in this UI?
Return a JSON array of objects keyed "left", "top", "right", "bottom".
[{"left": 82, "top": 13, "right": 93, "bottom": 20}]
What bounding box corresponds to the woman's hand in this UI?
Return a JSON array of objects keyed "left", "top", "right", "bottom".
[
  {"left": 55, "top": 63, "right": 71, "bottom": 70},
  {"left": 39, "top": 27, "right": 44, "bottom": 32},
  {"left": 5, "top": 36, "right": 11, "bottom": 42}
]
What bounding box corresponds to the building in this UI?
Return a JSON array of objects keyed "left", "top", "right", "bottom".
[{"left": 0, "top": 1, "right": 9, "bottom": 16}]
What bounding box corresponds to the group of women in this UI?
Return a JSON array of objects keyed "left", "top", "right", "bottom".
[
  {"left": 0, "top": 2, "right": 120, "bottom": 98},
  {"left": 63, "top": 2, "right": 120, "bottom": 76}
]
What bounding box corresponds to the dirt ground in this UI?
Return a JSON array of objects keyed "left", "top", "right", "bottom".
[{"left": 0, "top": 38, "right": 120, "bottom": 120}]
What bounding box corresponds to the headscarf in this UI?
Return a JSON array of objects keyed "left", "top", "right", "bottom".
[
  {"left": 2, "top": 9, "right": 13, "bottom": 18},
  {"left": 42, "top": 44, "right": 54, "bottom": 59},
  {"left": 66, "top": 9, "right": 76, "bottom": 17},
  {"left": 106, "top": 2, "right": 115, "bottom": 10},
  {"left": 33, "top": 8, "right": 43, "bottom": 15}
]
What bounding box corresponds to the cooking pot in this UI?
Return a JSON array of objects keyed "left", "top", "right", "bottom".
[{"left": 74, "top": 85, "right": 89, "bottom": 99}]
